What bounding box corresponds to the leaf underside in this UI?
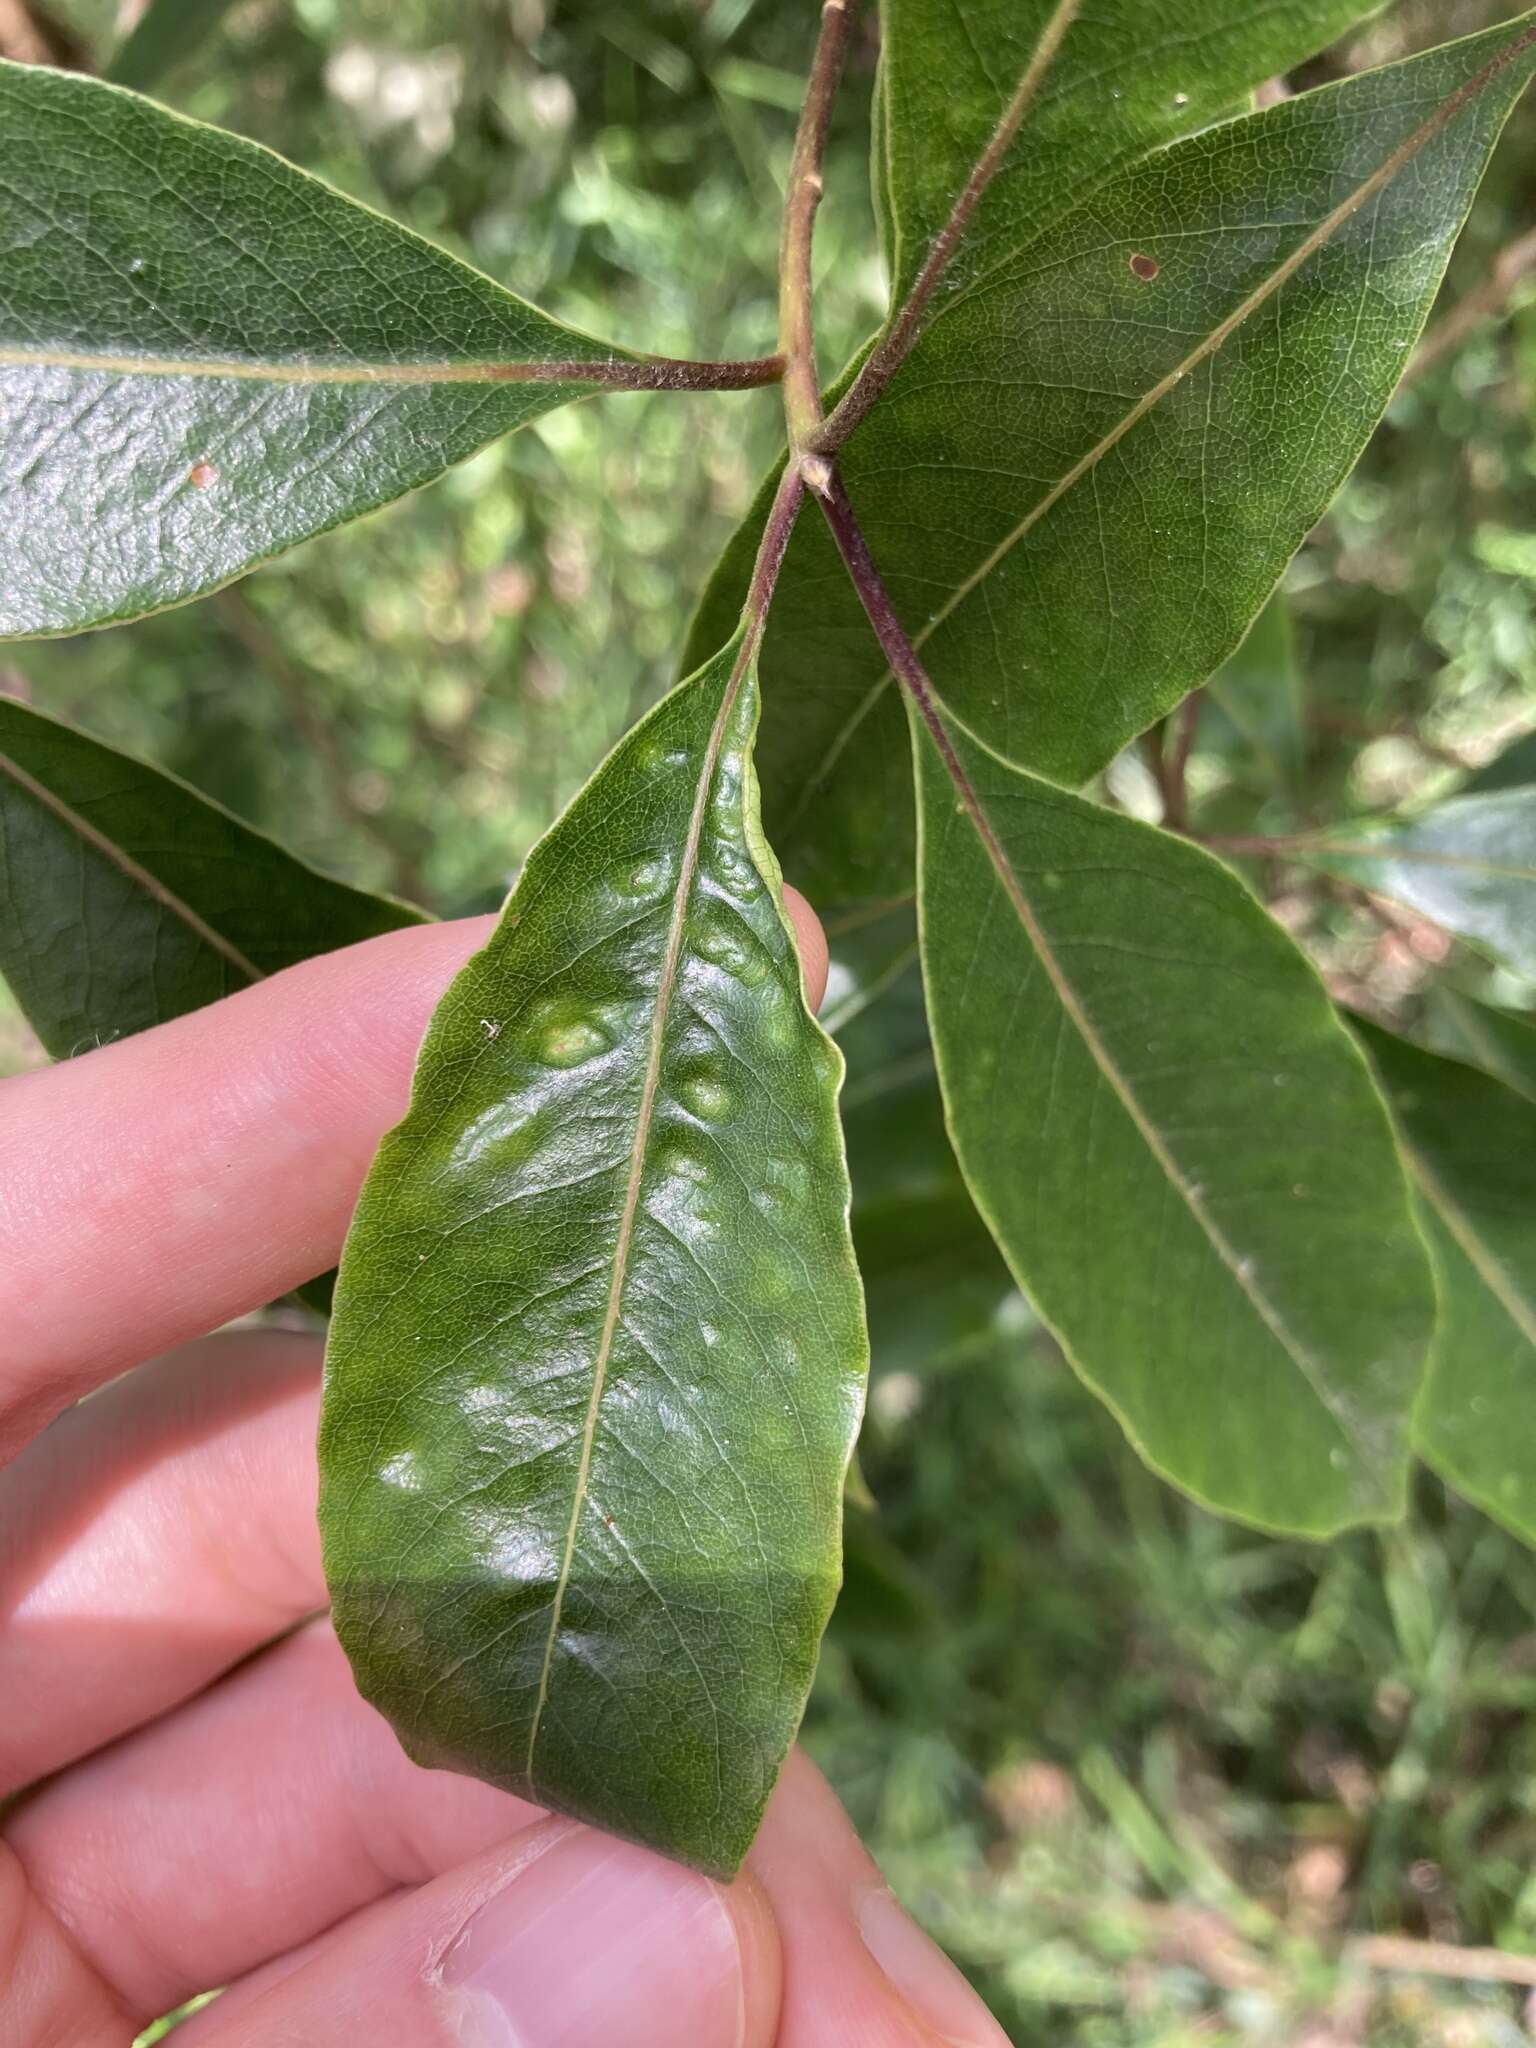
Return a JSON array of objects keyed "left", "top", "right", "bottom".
[
  {"left": 319, "top": 639, "right": 867, "bottom": 1878},
  {"left": 916, "top": 714, "right": 1434, "bottom": 1535},
  {"left": 0, "top": 60, "right": 632, "bottom": 636}
]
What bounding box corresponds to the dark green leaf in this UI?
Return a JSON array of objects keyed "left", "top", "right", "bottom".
[
  {"left": 916, "top": 714, "right": 1433, "bottom": 1534},
  {"left": 1302, "top": 789, "right": 1536, "bottom": 979},
  {"left": 875, "top": 0, "right": 1385, "bottom": 306},
  {"left": 106, "top": 0, "right": 242, "bottom": 93},
  {"left": 1356, "top": 1023, "right": 1536, "bottom": 1545},
  {"left": 0, "top": 692, "right": 424, "bottom": 1059},
  {"left": 692, "top": 18, "right": 1536, "bottom": 905},
  {"left": 319, "top": 635, "right": 867, "bottom": 1877},
  {"left": 0, "top": 61, "right": 648, "bottom": 636},
  {"left": 1463, "top": 726, "right": 1536, "bottom": 795}
]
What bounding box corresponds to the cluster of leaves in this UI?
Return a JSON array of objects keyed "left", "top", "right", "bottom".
[{"left": 4, "top": 0, "right": 1536, "bottom": 1888}]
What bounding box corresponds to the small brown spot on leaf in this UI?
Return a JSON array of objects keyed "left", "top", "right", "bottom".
[
  {"left": 1129, "top": 252, "right": 1160, "bottom": 282},
  {"left": 188, "top": 461, "right": 218, "bottom": 490}
]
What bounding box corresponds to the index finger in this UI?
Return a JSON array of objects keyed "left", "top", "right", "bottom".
[{"left": 0, "top": 890, "right": 827, "bottom": 1462}]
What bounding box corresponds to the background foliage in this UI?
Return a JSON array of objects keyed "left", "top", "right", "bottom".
[{"left": 7, "top": 0, "right": 1536, "bottom": 2039}]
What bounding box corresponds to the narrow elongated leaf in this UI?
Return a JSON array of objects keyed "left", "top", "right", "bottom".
[
  {"left": 690, "top": 18, "right": 1536, "bottom": 906},
  {"left": 916, "top": 714, "right": 1433, "bottom": 1534},
  {"left": 1204, "top": 595, "right": 1304, "bottom": 798},
  {"left": 875, "top": 0, "right": 1385, "bottom": 306},
  {"left": 319, "top": 638, "right": 866, "bottom": 1876},
  {"left": 0, "top": 62, "right": 669, "bottom": 636},
  {"left": 1356, "top": 1024, "right": 1536, "bottom": 1545},
  {"left": 106, "top": 0, "right": 241, "bottom": 92},
  {"left": 0, "top": 694, "right": 424, "bottom": 1059},
  {"left": 1303, "top": 790, "right": 1536, "bottom": 979}
]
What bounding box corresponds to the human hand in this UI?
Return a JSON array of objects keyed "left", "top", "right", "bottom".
[{"left": 0, "top": 903, "right": 1009, "bottom": 2047}]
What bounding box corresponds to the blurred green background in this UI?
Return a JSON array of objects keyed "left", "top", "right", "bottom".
[{"left": 8, "top": 2, "right": 1536, "bottom": 2041}]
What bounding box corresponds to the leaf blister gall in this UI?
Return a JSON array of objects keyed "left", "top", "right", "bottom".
[{"left": 320, "top": 639, "right": 866, "bottom": 1878}]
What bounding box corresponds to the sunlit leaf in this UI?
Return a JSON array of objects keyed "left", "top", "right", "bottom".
[
  {"left": 320, "top": 634, "right": 867, "bottom": 1877},
  {"left": 0, "top": 62, "right": 687, "bottom": 636},
  {"left": 692, "top": 17, "right": 1536, "bottom": 905},
  {"left": 875, "top": 0, "right": 1386, "bottom": 306}
]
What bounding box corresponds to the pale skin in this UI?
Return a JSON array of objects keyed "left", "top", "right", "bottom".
[{"left": 0, "top": 894, "right": 1009, "bottom": 2048}]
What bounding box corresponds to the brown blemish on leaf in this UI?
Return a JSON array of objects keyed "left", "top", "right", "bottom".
[
  {"left": 187, "top": 461, "right": 219, "bottom": 489},
  {"left": 1129, "top": 252, "right": 1160, "bottom": 282}
]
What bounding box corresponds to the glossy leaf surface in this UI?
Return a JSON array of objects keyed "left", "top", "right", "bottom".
[
  {"left": 875, "top": 0, "right": 1385, "bottom": 306},
  {"left": 916, "top": 716, "right": 1433, "bottom": 1534},
  {"left": 1357, "top": 1024, "right": 1536, "bottom": 1545},
  {"left": 692, "top": 18, "right": 1536, "bottom": 906},
  {"left": 0, "top": 693, "right": 423, "bottom": 1059},
  {"left": 0, "top": 61, "right": 639, "bottom": 636},
  {"left": 1463, "top": 726, "right": 1536, "bottom": 795},
  {"left": 1304, "top": 790, "right": 1536, "bottom": 980},
  {"left": 320, "top": 639, "right": 866, "bottom": 1877}
]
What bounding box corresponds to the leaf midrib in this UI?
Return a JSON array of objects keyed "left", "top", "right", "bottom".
[
  {"left": 523, "top": 645, "right": 752, "bottom": 1782},
  {"left": 792, "top": 22, "right": 1536, "bottom": 817},
  {"left": 0, "top": 744, "right": 261, "bottom": 981},
  {"left": 933, "top": 723, "right": 1381, "bottom": 1462},
  {"left": 1317, "top": 839, "right": 1536, "bottom": 884},
  {"left": 0, "top": 344, "right": 631, "bottom": 388}
]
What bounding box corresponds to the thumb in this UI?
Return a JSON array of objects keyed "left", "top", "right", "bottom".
[{"left": 185, "top": 1818, "right": 781, "bottom": 2048}]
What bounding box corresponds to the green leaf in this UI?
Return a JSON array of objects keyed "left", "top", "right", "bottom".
[
  {"left": 875, "top": 0, "right": 1386, "bottom": 306},
  {"left": 106, "top": 0, "right": 242, "bottom": 93},
  {"left": 691, "top": 17, "right": 1536, "bottom": 905},
  {"left": 0, "top": 693, "right": 424, "bottom": 1060},
  {"left": 821, "top": 898, "right": 919, "bottom": 1036},
  {"left": 1432, "top": 992, "right": 1536, "bottom": 1105},
  {"left": 837, "top": 945, "right": 1017, "bottom": 1377},
  {"left": 1463, "top": 726, "right": 1536, "bottom": 795},
  {"left": 1302, "top": 789, "right": 1536, "bottom": 980},
  {"left": 1356, "top": 1023, "right": 1536, "bottom": 1545},
  {"left": 0, "top": 61, "right": 653, "bottom": 637},
  {"left": 1204, "top": 594, "right": 1304, "bottom": 798},
  {"left": 319, "top": 635, "right": 867, "bottom": 1877},
  {"left": 915, "top": 713, "right": 1434, "bottom": 1534}
]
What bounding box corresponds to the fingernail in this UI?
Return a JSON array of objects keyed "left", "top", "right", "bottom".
[
  {"left": 857, "top": 1884, "right": 1009, "bottom": 2047},
  {"left": 443, "top": 1826, "right": 747, "bottom": 2048}
]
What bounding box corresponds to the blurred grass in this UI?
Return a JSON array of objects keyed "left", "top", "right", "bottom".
[
  {"left": 8, "top": 3, "right": 1536, "bottom": 2043},
  {"left": 810, "top": 1324, "right": 1536, "bottom": 2043}
]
